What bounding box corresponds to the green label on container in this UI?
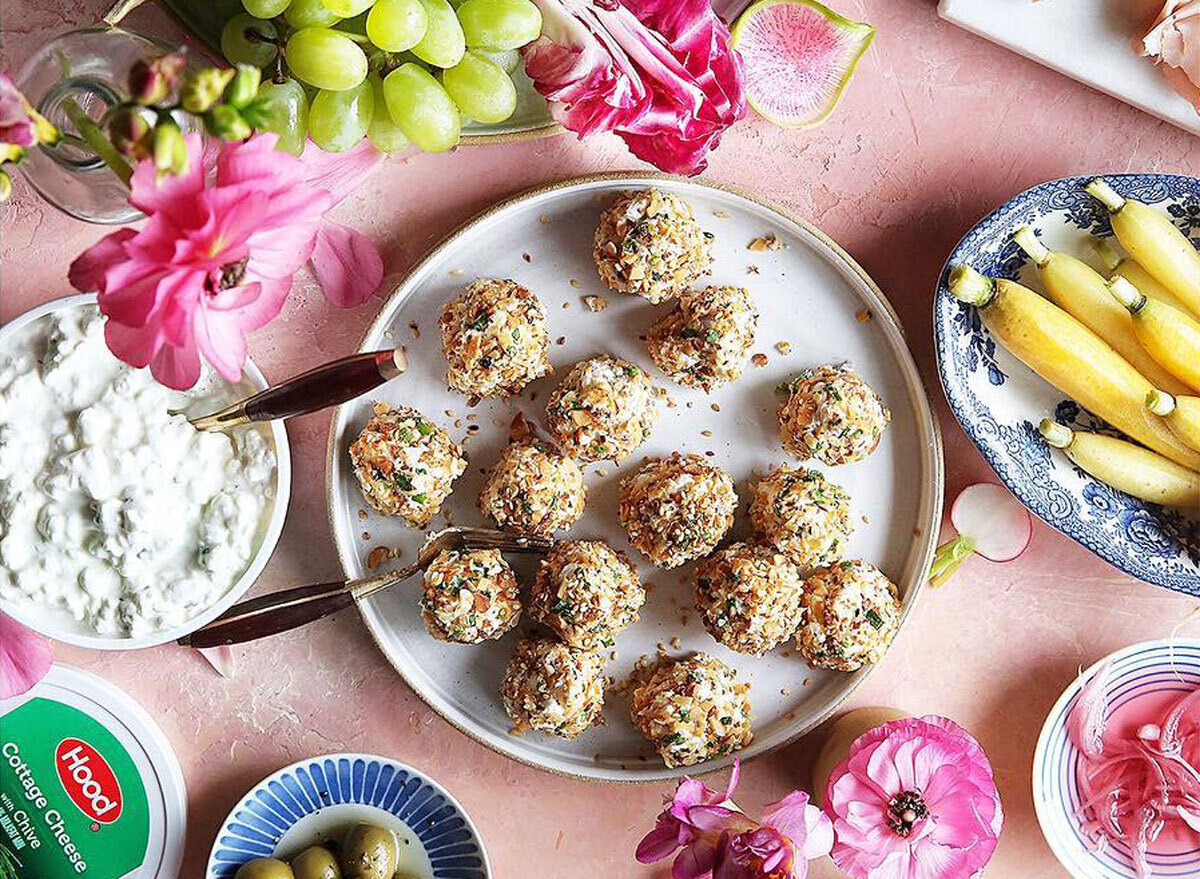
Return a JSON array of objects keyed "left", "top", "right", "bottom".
[{"left": 1, "top": 697, "right": 149, "bottom": 878}]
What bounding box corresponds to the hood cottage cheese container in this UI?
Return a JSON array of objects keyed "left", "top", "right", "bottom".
[{"left": 0, "top": 664, "right": 186, "bottom": 878}]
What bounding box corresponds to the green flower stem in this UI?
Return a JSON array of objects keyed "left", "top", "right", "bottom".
[
  {"left": 928, "top": 534, "right": 976, "bottom": 587},
  {"left": 62, "top": 98, "right": 133, "bottom": 187}
]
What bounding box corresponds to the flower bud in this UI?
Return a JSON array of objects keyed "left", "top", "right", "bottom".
[
  {"left": 108, "top": 107, "right": 152, "bottom": 159},
  {"left": 225, "top": 65, "right": 262, "bottom": 109},
  {"left": 0, "top": 169, "right": 12, "bottom": 202},
  {"left": 207, "top": 104, "right": 251, "bottom": 141},
  {"left": 129, "top": 51, "right": 186, "bottom": 105},
  {"left": 153, "top": 121, "right": 188, "bottom": 176},
  {"left": 181, "top": 67, "right": 234, "bottom": 114}
]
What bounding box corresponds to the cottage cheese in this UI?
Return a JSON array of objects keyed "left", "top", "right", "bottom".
[{"left": 0, "top": 306, "right": 276, "bottom": 637}]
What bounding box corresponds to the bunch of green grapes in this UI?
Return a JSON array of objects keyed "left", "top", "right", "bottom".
[{"left": 221, "top": 0, "right": 541, "bottom": 155}]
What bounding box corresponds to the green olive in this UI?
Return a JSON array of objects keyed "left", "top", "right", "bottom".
[
  {"left": 340, "top": 823, "right": 397, "bottom": 879},
  {"left": 234, "top": 858, "right": 295, "bottom": 879},
  {"left": 291, "top": 845, "right": 342, "bottom": 879}
]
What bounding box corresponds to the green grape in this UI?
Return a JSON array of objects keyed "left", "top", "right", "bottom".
[
  {"left": 256, "top": 77, "right": 309, "bottom": 155},
  {"left": 322, "top": 0, "right": 374, "bottom": 15},
  {"left": 285, "top": 28, "right": 369, "bottom": 90},
  {"left": 285, "top": 0, "right": 342, "bottom": 28},
  {"left": 334, "top": 11, "right": 370, "bottom": 34},
  {"left": 411, "top": 0, "right": 465, "bottom": 68},
  {"left": 366, "top": 0, "right": 428, "bottom": 52},
  {"left": 242, "top": 0, "right": 291, "bottom": 18},
  {"left": 441, "top": 50, "right": 516, "bottom": 123},
  {"left": 366, "top": 75, "right": 409, "bottom": 153},
  {"left": 308, "top": 80, "right": 373, "bottom": 151},
  {"left": 220, "top": 14, "right": 280, "bottom": 67},
  {"left": 473, "top": 46, "right": 519, "bottom": 74},
  {"left": 456, "top": 0, "right": 541, "bottom": 50},
  {"left": 383, "top": 63, "right": 460, "bottom": 152}
]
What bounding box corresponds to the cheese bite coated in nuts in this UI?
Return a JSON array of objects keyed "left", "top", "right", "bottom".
[
  {"left": 797, "top": 560, "right": 901, "bottom": 672},
  {"left": 693, "top": 542, "right": 806, "bottom": 656},
  {"left": 778, "top": 365, "right": 891, "bottom": 466},
  {"left": 501, "top": 636, "right": 605, "bottom": 738},
  {"left": 478, "top": 440, "right": 586, "bottom": 537},
  {"left": 420, "top": 548, "right": 522, "bottom": 644},
  {"left": 629, "top": 653, "right": 753, "bottom": 768},
  {"left": 618, "top": 453, "right": 737, "bottom": 568},
  {"left": 349, "top": 404, "right": 467, "bottom": 525},
  {"left": 544, "top": 355, "right": 659, "bottom": 462},
  {"left": 529, "top": 539, "right": 645, "bottom": 649},
  {"left": 593, "top": 189, "right": 714, "bottom": 304},
  {"left": 438, "top": 278, "right": 551, "bottom": 397},
  {"left": 646, "top": 285, "right": 758, "bottom": 391},
  {"left": 748, "top": 465, "right": 854, "bottom": 566}
]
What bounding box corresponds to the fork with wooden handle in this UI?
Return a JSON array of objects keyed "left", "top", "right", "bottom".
[{"left": 179, "top": 528, "right": 552, "bottom": 648}]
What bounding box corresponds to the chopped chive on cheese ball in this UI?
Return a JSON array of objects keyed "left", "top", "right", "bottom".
[
  {"left": 618, "top": 453, "right": 737, "bottom": 568},
  {"left": 629, "top": 653, "right": 753, "bottom": 768},
  {"left": 349, "top": 403, "right": 467, "bottom": 526},
  {"left": 797, "top": 560, "right": 901, "bottom": 672},
  {"left": 501, "top": 636, "right": 606, "bottom": 739},
  {"left": 478, "top": 440, "right": 587, "bottom": 537},
  {"left": 748, "top": 465, "right": 854, "bottom": 567},
  {"left": 593, "top": 189, "right": 714, "bottom": 304},
  {"left": 693, "top": 543, "right": 806, "bottom": 656},
  {"left": 529, "top": 540, "right": 645, "bottom": 649},
  {"left": 646, "top": 285, "right": 758, "bottom": 391},
  {"left": 544, "top": 355, "right": 659, "bottom": 462},
  {"left": 439, "top": 278, "right": 552, "bottom": 398},
  {"left": 420, "top": 549, "right": 522, "bottom": 644},
  {"left": 778, "top": 365, "right": 890, "bottom": 466}
]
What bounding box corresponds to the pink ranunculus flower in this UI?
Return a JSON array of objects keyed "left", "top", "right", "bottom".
[
  {"left": 1, "top": 72, "right": 39, "bottom": 149},
  {"left": 826, "top": 715, "right": 1003, "bottom": 879},
  {"left": 0, "top": 612, "right": 52, "bottom": 699},
  {"left": 637, "top": 759, "right": 742, "bottom": 878}
]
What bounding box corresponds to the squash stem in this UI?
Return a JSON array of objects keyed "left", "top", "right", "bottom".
[
  {"left": 1086, "top": 178, "right": 1126, "bottom": 214},
  {"left": 929, "top": 535, "right": 976, "bottom": 587},
  {"left": 1013, "top": 226, "right": 1050, "bottom": 266},
  {"left": 948, "top": 265, "right": 995, "bottom": 307},
  {"left": 1147, "top": 389, "right": 1176, "bottom": 417},
  {"left": 1039, "top": 418, "right": 1074, "bottom": 449},
  {"left": 1107, "top": 276, "right": 1146, "bottom": 312}
]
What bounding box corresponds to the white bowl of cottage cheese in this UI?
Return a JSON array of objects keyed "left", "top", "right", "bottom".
[{"left": 0, "top": 294, "right": 291, "bottom": 649}]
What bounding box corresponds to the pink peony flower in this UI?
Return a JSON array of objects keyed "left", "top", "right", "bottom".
[
  {"left": 0, "top": 612, "right": 52, "bottom": 700},
  {"left": 826, "top": 715, "right": 1003, "bottom": 879}
]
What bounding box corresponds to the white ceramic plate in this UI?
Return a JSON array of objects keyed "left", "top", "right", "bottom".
[
  {"left": 0, "top": 293, "right": 292, "bottom": 649},
  {"left": 326, "top": 173, "right": 943, "bottom": 781}
]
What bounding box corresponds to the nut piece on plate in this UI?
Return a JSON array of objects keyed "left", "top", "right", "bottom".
[
  {"left": 478, "top": 439, "right": 586, "bottom": 537},
  {"left": 420, "top": 548, "right": 522, "bottom": 644},
  {"left": 594, "top": 189, "right": 714, "bottom": 304},
  {"left": 797, "top": 560, "right": 901, "bottom": 672},
  {"left": 618, "top": 453, "right": 737, "bottom": 568},
  {"left": 778, "top": 364, "right": 890, "bottom": 466},
  {"left": 501, "top": 635, "right": 606, "bottom": 738},
  {"left": 438, "top": 278, "right": 552, "bottom": 397},
  {"left": 544, "top": 355, "right": 659, "bottom": 462},
  {"left": 349, "top": 404, "right": 467, "bottom": 525},
  {"left": 529, "top": 539, "right": 645, "bottom": 649},
  {"left": 693, "top": 542, "right": 806, "bottom": 656},
  {"left": 646, "top": 285, "right": 758, "bottom": 391},
  {"left": 629, "top": 653, "right": 753, "bottom": 768},
  {"left": 748, "top": 465, "right": 854, "bottom": 567}
]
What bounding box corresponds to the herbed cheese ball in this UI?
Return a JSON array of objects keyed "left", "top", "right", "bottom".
[
  {"left": 544, "top": 356, "right": 659, "bottom": 462},
  {"left": 797, "top": 560, "right": 901, "bottom": 672},
  {"left": 420, "top": 549, "right": 522, "bottom": 644},
  {"left": 349, "top": 404, "right": 467, "bottom": 526},
  {"left": 478, "top": 440, "right": 587, "bottom": 537},
  {"left": 629, "top": 653, "right": 753, "bottom": 768},
  {"left": 594, "top": 189, "right": 714, "bottom": 304},
  {"left": 646, "top": 285, "right": 758, "bottom": 391},
  {"left": 693, "top": 543, "right": 806, "bottom": 656},
  {"left": 438, "top": 278, "right": 551, "bottom": 397},
  {"left": 618, "top": 453, "right": 737, "bottom": 568},
  {"left": 501, "top": 636, "right": 605, "bottom": 738},
  {"left": 778, "top": 365, "right": 891, "bottom": 466},
  {"left": 748, "top": 465, "right": 854, "bottom": 567},
  {"left": 529, "top": 540, "right": 645, "bottom": 649}
]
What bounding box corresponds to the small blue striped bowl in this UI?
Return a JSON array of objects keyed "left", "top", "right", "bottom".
[
  {"left": 1033, "top": 639, "right": 1200, "bottom": 879},
  {"left": 206, "top": 753, "right": 489, "bottom": 879}
]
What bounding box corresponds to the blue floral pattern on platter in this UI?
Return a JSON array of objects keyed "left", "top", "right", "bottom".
[
  {"left": 934, "top": 174, "right": 1200, "bottom": 595},
  {"left": 207, "top": 754, "right": 488, "bottom": 878}
]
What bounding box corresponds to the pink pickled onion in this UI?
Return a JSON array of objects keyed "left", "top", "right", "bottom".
[{"left": 1068, "top": 660, "right": 1112, "bottom": 758}]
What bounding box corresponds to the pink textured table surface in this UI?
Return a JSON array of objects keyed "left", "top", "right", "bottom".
[{"left": 3, "top": 1, "right": 1200, "bottom": 876}]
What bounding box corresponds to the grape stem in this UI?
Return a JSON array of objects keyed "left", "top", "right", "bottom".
[
  {"left": 245, "top": 27, "right": 282, "bottom": 47},
  {"left": 928, "top": 534, "right": 976, "bottom": 587},
  {"left": 61, "top": 98, "right": 133, "bottom": 187}
]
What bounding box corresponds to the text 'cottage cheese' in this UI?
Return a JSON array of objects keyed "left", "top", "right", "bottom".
[{"left": 0, "top": 306, "right": 276, "bottom": 637}]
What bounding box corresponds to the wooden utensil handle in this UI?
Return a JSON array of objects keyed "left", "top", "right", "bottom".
[
  {"left": 181, "top": 582, "right": 356, "bottom": 648},
  {"left": 245, "top": 349, "right": 404, "bottom": 422}
]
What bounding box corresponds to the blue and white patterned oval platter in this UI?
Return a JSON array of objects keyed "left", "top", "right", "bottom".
[
  {"left": 207, "top": 753, "right": 490, "bottom": 878},
  {"left": 934, "top": 173, "right": 1200, "bottom": 595}
]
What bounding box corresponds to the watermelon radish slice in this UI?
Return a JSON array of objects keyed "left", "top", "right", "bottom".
[
  {"left": 928, "top": 483, "right": 1033, "bottom": 586},
  {"left": 731, "top": 0, "right": 875, "bottom": 129}
]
